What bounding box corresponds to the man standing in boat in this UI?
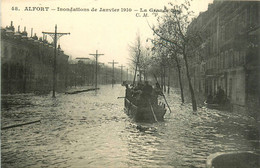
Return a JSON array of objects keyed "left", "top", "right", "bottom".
[
  {"left": 142, "top": 81, "right": 153, "bottom": 97},
  {"left": 139, "top": 81, "right": 153, "bottom": 106}
]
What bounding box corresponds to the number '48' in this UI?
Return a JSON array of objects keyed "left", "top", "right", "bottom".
[{"left": 11, "top": 7, "right": 19, "bottom": 11}]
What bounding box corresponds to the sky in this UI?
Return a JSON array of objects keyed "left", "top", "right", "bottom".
[{"left": 1, "top": 0, "right": 213, "bottom": 68}]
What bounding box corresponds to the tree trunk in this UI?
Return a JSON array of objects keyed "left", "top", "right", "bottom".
[
  {"left": 183, "top": 52, "right": 197, "bottom": 111},
  {"left": 163, "top": 65, "right": 166, "bottom": 92},
  {"left": 161, "top": 65, "right": 163, "bottom": 90},
  {"left": 133, "top": 63, "right": 138, "bottom": 85},
  {"left": 167, "top": 66, "right": 170, "bottom": 94},
  {"left": 175, "top": 57, "right": 184, "bottom": 103},
  {"left": 139, "top": 67, "right": 142, "bottom": 82}
]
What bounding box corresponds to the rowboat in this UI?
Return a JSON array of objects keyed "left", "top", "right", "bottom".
[
  {"left": 206, "top": 151, "right": 260, "bottom": 168},
  {"left": 124, "top": 96, "right": 166, "bottom": 122}
]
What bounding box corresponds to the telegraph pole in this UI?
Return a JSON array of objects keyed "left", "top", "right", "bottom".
[
  {"left": 108, "top": 60, "right": 118, "bottom": 87},
  {"left": 89, "top": 50, "right": 104, "bottom": 89},
  {"left": 118, "top": 65, "right": 125, "bottom": 83},
  {"left": 42, "top": 25, "right": 70, "bottom": 98}
]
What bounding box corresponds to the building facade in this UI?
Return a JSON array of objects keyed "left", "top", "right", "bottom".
[
  {"left": 188, "top": 1, "right": 259, "bottom": 113},
  {"left": 1, "top": 22, "right": 69, "bottom": 94}
]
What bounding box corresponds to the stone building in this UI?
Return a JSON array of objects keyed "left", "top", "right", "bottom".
[
  {"left": 67, "top": 59, "right": 95, "bottom": 87},
  {"left": 1, "top": 22, "right": 69, "bottom": 94},
  {"left": 187, "top": 1, "right": 259, "bottom": 112}
]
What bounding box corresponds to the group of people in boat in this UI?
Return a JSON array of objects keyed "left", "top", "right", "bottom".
[
  {"left": 206, "top": 86, "right": 230, "bottom": 105},
  {"left": 124, "top": 81, "right": 163, "bottom": 107}
]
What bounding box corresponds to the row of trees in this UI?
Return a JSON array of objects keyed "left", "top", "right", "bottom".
[
  {"left": 129, "top": 1, "right": 201, "bottom": 112},
  {"left": 67, "top": 59, "right": 132, "bottom": 87}
]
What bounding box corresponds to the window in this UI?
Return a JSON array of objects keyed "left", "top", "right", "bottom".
[
  {"left": 221, "top": 26, "right": 225, "bottom": 41},
  {"left": 221, "top": 52, "right": 224, "bottom": 69},
  {"left": 225, "top": 51, "right": 228, "bottom": 68},
  {"left": 4, "top": 46, "right": 8, "bottom": 58},
  {"left": 230, "top": 49, "right": 234, "bottom": 68}
]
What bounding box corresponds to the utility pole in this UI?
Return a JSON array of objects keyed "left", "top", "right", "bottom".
[
  {"left": 108, "top": 60, "right": 118, "bottom": 87},
  {"left": 42, "top": 25, "right": 70, "bottom": 98},
  {"left": 105, "top": 67, "right": 108, "bottom": 84},
  {"left": 118, "top": 65, "right": 125, "bottom": 83},
  {"left": 89, "top": 50, "right": 104, "bottom": 89}
]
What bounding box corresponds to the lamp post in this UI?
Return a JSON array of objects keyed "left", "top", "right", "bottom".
[{"left": 89, "top": 50, "right": 104, "bottom": 89}]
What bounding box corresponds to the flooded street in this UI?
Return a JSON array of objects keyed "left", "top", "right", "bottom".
[{"left": 1, "top": 85, "right": 259, "bottom": 168}]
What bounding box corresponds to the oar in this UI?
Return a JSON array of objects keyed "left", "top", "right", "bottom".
[
  {"left": 1, "top": 120, "right": 41, "bottom": 130},
  {"left": 117, "top": 97, "right": 125, "bottom": 99},
  {"left": 162, "top": 94, "right": 172, "bottom": 113},
  {"left": 149, "top": 100, "right": 158, "bottom": 122},
  {"left": 153, "top": 74, "right": 172, "bottom": 113}
]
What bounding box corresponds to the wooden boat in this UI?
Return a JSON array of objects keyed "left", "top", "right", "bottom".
[
  {"left": 124, "top": 96, "right": 166, "bottom": 122},
  {"left": 206, "top": 151, "right": 260, "bottom": 168}
]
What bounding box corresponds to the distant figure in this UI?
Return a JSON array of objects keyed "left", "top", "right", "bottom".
[{"left": 216, "top": 86, "right": 225, "bottom": 105}]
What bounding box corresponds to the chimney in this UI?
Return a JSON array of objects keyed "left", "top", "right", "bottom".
[
  {"left": 11, "top": 21, "right": 13, "bottom": 26},
  {"left": 31, "top": 28, "right": 33, "bottom": 37},
  {"left": 18, "top": 25, "right": 20, "bottom": 32}
]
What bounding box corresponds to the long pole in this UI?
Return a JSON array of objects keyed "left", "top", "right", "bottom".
[
  {"left": 95, "top": 51, "right": 97, "bottom": 88},
  {"left": 149, "top": 100, "right": 158, "bottom": 122},
  {"left": 53, "top": 25, "right": 57, "bottom": 98},
  {"left": 118, "top": 65, "right": 125, "bottom": 83},
  {"left": 153, "top": 74, "right": 172, "bottom": 113}
]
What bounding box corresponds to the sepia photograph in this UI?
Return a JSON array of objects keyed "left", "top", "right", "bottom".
[{"left": 1, "top": 0, "right": 259, "bottom": 167}]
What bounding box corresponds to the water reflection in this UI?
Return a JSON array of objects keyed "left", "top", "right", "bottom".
[{"left": 1, "top": 85, "right": 259, "bottom": 168}]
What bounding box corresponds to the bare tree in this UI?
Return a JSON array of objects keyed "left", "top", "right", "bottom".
[
  {"left": 151, "top": 0, "right": 201, "bottom": 111},
  {"left": 128, "top": 34, "right": 153, "bottom": 84},
  {"left": 148, "top": 37, "right": 185, "bottom": 103}
]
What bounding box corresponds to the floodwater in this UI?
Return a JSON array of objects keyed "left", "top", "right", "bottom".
[{"left": 1, "top": 85, "right": 259, "bottom": 168}]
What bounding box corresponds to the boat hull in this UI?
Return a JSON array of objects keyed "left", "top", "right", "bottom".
[
  {"left": 206, "top": 151, "right": 260, "bottom": 168},
  {"left": 124, "top": 98, "right": 166, "bottom": 122},
  {"left": 204, "top": 101, "right": 232, "bottom": 111}
]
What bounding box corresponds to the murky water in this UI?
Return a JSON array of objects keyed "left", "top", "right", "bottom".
[{"left": 1, "top": 85, "right": 259, "bottom": 168}]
